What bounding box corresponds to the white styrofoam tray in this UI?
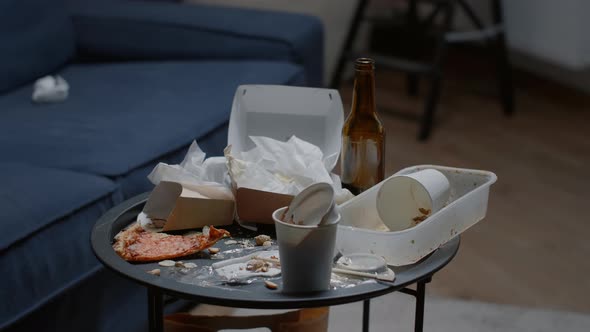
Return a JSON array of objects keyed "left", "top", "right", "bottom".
[
  {"left": 227, "top": 85, "right": 344, "bottom": 171},
  {"left": 336, "top": 165, "right": 497, "bottom": 266}
]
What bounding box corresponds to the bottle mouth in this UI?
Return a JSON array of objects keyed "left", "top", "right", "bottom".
[{"left": 355, "top": 58, "right": 375, "bottom": 70}]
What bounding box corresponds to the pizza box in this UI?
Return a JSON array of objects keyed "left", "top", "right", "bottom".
[
  {"left": 142, "top": 181, "right": 235, "bottom": 231},
  {"left": 227, "top": 85, "right": 344, "bottom": 224}
]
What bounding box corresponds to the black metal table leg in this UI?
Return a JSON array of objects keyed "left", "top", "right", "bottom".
[
  {"left": 148, "top": 287, "right": 164, "bottom": 332},
  {"left": 362, "top": 299, "right": 371, "bottom": 332},
  {"left": 414, "top": 280, "right": 427, "bottom": 332}
]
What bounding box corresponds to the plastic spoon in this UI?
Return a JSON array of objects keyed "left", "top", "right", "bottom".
[
  {"left": 282, "top": 183, "right": 334, "bottom": 226},
  {"left": 319, "top": 201, "right": 339, "bottom": 225},
  {"left": 331, "top": 267, "right": 395, "bottom": 282}
]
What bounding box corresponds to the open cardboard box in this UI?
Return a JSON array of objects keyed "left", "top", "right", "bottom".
[
  {"left": 228, "top": 85, "right": 344, "bottom": 224},
  {"left": 142, "top": 181, "right": 235, "bottom": 231}
]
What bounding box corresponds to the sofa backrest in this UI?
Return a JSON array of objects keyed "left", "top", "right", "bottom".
[{"left": 0, "top": 0, "right": 76, "bottom": 93}]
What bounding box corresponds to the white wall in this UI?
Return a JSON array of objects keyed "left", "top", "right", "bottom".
[
  {"left": 504, "top": 0, "right": 590, "bottom": 70},
  {"left": 185, "top": 0, "right": 590, "bottom": 92}
]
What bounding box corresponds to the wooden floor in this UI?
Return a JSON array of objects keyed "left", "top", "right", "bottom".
[{"left": 338, "top": 52, "right": 590, "bottom": 314}]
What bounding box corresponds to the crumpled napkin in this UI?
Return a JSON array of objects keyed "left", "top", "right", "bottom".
[
  {"left": 148, "top": 141, "right": 227, "bottom": 186},
  {"left": 148, "top": 137, "right": 354, "bottom": 206},
  {"left": 147, "top": 141, "right": 232, "bottom": 196},
  {"left": 226, "top": 135, "right": 353, "bottom": 203},
  {"left": 32, "top": 75, "right": 69, "bottom": 103}
]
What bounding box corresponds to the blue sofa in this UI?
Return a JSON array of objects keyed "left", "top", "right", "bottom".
[{"left": 0, "top": 0, "right": 323, "bottom": 331}]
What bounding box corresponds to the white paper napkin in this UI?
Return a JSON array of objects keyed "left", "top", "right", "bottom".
[
  {"left": 226, "top": 135, "right": 353, "bottom": 201},
  {"left": 32, "top": 75, "right": 69, "bottom": 103}
]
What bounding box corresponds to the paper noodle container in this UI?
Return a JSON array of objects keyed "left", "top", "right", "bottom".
[
  {"left": 142, "top": 181, "right": 235, "bottom": 231},
  {"left": 227, "top": 85, "right": 344, "bottom": 224}
]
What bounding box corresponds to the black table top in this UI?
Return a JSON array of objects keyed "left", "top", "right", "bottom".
[{"left": 91, "top": 193, "right": 460, "bottom": 309}]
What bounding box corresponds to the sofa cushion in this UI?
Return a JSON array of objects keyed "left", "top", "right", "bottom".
[
  {"left": 0, "top": 60, "right": 304, "bottom": 178},
  {"left": 0, "top": 0, "right": 75, "bottom": 93},
  {"left": 0, "top": 162, "right": 118, "bottom": 250},
  {"left": 117, "top": 121, "right": 230, "bottom": 199},
  {"left": 0, "top": 162, "right": 118, "bottom": 328},
  {"left": 69, "top": 0, "right": 324, "bottom": 86}
]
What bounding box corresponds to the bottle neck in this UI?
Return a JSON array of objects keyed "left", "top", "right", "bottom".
[{"left": 351, "top": 69, "right": 376, "bottom": 117}]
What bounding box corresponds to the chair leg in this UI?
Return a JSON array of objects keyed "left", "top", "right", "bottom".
[
  {"left": 419, "top": 1, "right": 455, "bottom": 141},
  {"left": 491, "top": 0, "right": 515, "bottom": 116},
  {"left": 420, "top": 74, "right": 441, "bottom": 141},
  {"left": 407, "top": 74, "right": 420, "bottom": 96},
  {"left": 406, "top": 0, "right": 420, "bottom": 96},
  {"left": 331, "top": 0, "right": 371, "bottom": 89}
]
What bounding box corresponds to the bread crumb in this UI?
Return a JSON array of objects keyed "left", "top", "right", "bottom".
[
  {"left": 255, "top": 235, "right": 271, "bottom": 246},
  {"left": 264, "top": 281, "right": 278, "bottom": 290},
  {"left": 147, "top": 269, "right": 161, "bottom": 276}
]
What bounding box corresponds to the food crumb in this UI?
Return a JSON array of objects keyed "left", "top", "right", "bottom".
[
  {"left": 262, "top": 241, "right": 272, "bottom": 247},
  {"left": 246, "top": 259, "right": 265, "bottom": 271},
  {"left": 158, "top": 260, "right": 175, "bottom": 267},
  {"left": 255, "top": 235, "right": 271, "bottom": 246},
  {"left": 184, "top": 262, "right": 197, "bottom": 269},
  {"left": 239, "top": 240, "right": 254, "bottom": 248},
  {"left": 264, "top": 281, "right": 278, "bottom": 290},
  {"left": 224, "top": 240, "right": 238, "bottom": 245},
  {"left": 418, "top": 208, "right": 431, "bottom": 215},
  {"left": 147, "top": 269, "right": 161, "bottom": 276},
  {"left": 412, "top": 215, "right": 428, "bottom": 224},
  {"left": 208, "top": 247, "right": 220, "bottom": 254}
]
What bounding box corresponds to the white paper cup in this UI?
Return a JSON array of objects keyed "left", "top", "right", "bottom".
[
  {"left": 376, "top": 169, "right": 450, "bottom": 231},
  {"left": 336, "top": 183, "right": 384, "bottom": 230},
  {"left": 273, "top": 207, "right": 339, "bottom": 293}
]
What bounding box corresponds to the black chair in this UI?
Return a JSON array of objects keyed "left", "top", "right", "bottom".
[{"left": 331, "top": 0, "right": 514, "bottom": 140}]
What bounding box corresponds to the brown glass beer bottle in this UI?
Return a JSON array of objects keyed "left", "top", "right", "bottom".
[{"left": 340, "top": 58, "right": 385, "bottom": 195}]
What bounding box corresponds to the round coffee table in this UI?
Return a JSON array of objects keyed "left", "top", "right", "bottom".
[{"left": 91, "top": 193, "right": 460, "bottom": 332}]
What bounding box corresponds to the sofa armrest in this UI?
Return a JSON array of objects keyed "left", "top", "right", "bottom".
[{"left": 69, "top": 1, "right": 324, "bottom": 86}]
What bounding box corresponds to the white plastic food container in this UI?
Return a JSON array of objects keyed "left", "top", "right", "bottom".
[
  {"left": 228, "top": 85, "right": 344, "bottom": 171},
  {"left": 336, "top": 165, "right": 497, "bottom": 266}
]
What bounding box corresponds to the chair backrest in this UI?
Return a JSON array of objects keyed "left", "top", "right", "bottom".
[{"left": 0, "top": 0, "right": 76, "bottom": 93}]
